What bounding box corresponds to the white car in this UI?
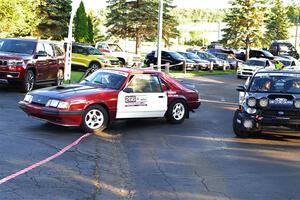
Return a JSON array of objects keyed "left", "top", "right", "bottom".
[
  {"left": 236, "top": 58, "right": 275, "bottom": 78},
  {"left": 95, "top": 42, "right": 141, "bottom": 67}
]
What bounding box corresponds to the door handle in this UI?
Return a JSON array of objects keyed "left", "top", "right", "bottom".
[{"left": 158, "top": 96, "right": 164, "bottom": 98}]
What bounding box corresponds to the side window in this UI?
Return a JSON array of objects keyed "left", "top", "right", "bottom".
[
  {"left": 160, "top": 78, "right": 170, "bottom": 90},
  {"left": 126, "top": 75, "right": 162, "bottom": 93},
  {"left": 266, "top": 61, "right": 269, "bottom": 67},
  {"left": 44, "top": 43, "right": 54, "bottom": 57},
  {"left": 53, "top": 44, "right": 64, "bottom": 57},
  {"left": 36, "top": 43, "right": 45, "bottom": 53}
]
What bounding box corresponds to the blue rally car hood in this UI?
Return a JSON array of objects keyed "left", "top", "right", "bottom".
[{"left": 29, "top": 84, "right": 115, "bottom": 100}]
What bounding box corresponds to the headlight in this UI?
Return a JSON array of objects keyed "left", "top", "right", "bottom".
[
  {"left": 24, "top": 94, "right": 33, "bottom": 103},
  {"left": 259, "top": 98, "right": 269, "bottom": 107},
  {"left": 7, "top": 60, "right": 24, "bottom": 66},
  {"left": 246, "top": 108, "right": 257, "bottom": 114},
  {"left": 294, "top": 100, "right": 300, "bottom": 109},
  {"left": 247, "top": 97, "right": 256, "bottom": 107},
  {"left": 100, "top": 59, "right": 110, "bottom": 64},
  {"left": 46, "top": 99, "right": 69, "bottom": 109}
]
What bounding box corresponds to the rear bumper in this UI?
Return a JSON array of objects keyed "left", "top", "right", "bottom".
[
  {"left": 19, "top": 101, "right": 83, "bottom": 126},
  {"left": 189, "top": 99, "right": 201, "bottom": 110}
]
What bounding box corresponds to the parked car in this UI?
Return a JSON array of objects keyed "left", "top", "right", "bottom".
[
  {"left": 233, "top": 70, "right": 300, "bottom": 137},
  {"left": 0, "top": 38, "right": 64, "bottom": 92},
  {"left": 177, "top": 51, "right": 210, "bottom": 70},
  {"left": 269, "top": 41, "right": 299, "bottom": 60},
  {"left": 194, "top": 52, "right": 225, "bottom": 70},
  {"left": 144, "top": 50, "right": 195, "bottom": 71},
  {"left": 19, "top": 68, "right": 201, "bottom": 133},
  {"left": 95, "top": 42, "right": 141, "bottom": 67},
  {"left": 274, "top": 56, "right": 299, "bottom": 68},
  {"left": 236, "top": 49, "right": 275, "bottom": 61},
  {"left": 65, "top": 43, "right": 120, "bottom": 71},
  {"left": 236, "top": 58, "right": 275, "bottom": 78},
  {"left": 210, "top": 52, "right": 242, "bottom": 70}
]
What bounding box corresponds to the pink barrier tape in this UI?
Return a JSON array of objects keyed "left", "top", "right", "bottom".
[{"left": 0, "top": 133, "right": 92, "bottom": 185}]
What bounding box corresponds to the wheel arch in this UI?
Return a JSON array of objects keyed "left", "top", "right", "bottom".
[
  {"left": 84, "top": 102, "right": 110, "bottom": 121},
  {"left": 88, "top": 60, "right": 102, "bottom": 68},
  {"left": 168, "top": 96, "right": 189, "bottom": 118}
]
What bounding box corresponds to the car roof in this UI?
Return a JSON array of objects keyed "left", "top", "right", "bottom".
[
  {"left": 256, "top": 70, "right": 300, "bottom": 74},
  {"left": 101, "top": 67, "right": 162, "bottom": 75},
  {"left": 248, "top": 58, "right": 269, "bottom": 61}
]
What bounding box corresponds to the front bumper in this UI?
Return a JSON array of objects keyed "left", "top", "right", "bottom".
[
  {"left": 19, "top": 101, "right": 83, "bottom": 126},
  {"left": 236, "top": 70, "right": 254, "bottom": 77},
  {"left": 235, "top": 110, "right": 300, "bottom": 131}
]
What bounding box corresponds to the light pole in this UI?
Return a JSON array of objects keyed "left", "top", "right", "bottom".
[
  {"left": 157, "top": 0, "right": 163, "bottom": 72},
  {"left": 295, "top": 15, "right": 299, "bottom": 49},
  {"left": 64, "top": 0, "right": 79, "bottom": 81}
]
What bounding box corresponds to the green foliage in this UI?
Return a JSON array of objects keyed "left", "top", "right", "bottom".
[
  {"left": 221, "top": 0, "right": 267, "bottom": 59},
  {"left": 37, "top": 0, "right": 72, "bottom": 40},
  {"left": 0, "top": 0, "right": 38, "bottom": 37},
  {"left": 88, "top": 9, "right": 108, "bottom": 43},
  {"left": 87, "top": 16, "right": 94, "bottom": 43},
  {"left": 74, "top": 1, "right": 89, "bottom": 43},
  {"left": 287, "top": 2, "right": 300, "bottom": 25},
  {"left": 266, "top": 0, "right": 291, "bottom": 42},
  {"left": 106, "top": 0, "right": 179, "bottom": 53},
  {"left": 184, "top": 39, "right": 208, "bottom": 46}
]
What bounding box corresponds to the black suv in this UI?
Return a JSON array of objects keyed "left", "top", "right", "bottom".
[
  {"left": 236, "top": 49, "right": 275, "bottom": 61},
  {"left": 269, "top": 41, "right": 299, "bottom": 60},
  {"left": 144, "top": 50, "right": 195, "bottom": 70},
  {"left": 233, "top": 70, "right": 300, "bottom": 137}
]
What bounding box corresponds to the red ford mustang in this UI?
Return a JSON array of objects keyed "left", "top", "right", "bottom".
[{"left": 19, "top": 68, "right": 201, "bottom": 133}]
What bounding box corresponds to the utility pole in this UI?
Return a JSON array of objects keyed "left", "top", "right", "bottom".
[
  {"left": 295, "top": 16, "right": 299, "bottom": 49},
  {"left": 157, "top": 0, "right": 163, "bottom": 72}
]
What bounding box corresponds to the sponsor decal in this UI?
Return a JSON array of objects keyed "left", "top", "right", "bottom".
[{"left": 125, "top": 95, "right": 147, "bottom": 107}]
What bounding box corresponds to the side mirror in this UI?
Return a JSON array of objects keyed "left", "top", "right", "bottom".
[
  {"left": 123, "top": 87, "right": 133, "bottom": 93},
  {"left": 161, "top": 84, "right": 168, "bottom": 91},
  {"left": 236, "top": 85, "right": 246, "bottom": 92},
  {"left": 36, "top": 51, "right": 47, "bottom": 58}
]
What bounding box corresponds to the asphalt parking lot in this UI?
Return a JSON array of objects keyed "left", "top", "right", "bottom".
[{"left": 1, "top": 75, "right": 300, "bottom": 200}]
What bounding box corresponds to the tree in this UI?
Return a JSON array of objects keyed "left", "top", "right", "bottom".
[
  {"left": 88, "top": 9, "right": 107, "bottom": 43},
  {"left": 0, "top": 0, "right": 38, "bottom": 37},
  {"left": 266, "top": 0, "right": 291, "bottom": 43},
  {"left": 106, "top": 0, "right": 179, "bottom": 54},
  {"left": 87, "top": 16, "right": 94, "bottom": 43},
  {"left": 37, "top": 0, "right": 72, "bottom": 40},
  {"left": 74, "top": 1, "right": 89, "bottom": 43},
  {"left": 221, "top": 0, "right": 267, "bottom": 60}
]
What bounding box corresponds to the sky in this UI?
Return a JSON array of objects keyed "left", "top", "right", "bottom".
[{"left": 82, "top": 0, "right": 231, "bottom": 10}]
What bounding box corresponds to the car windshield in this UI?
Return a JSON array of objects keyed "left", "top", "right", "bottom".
[
  {"left": 0, "top": 39, "right": 36, "bottom": 55},
  {"left": 87, "top": 47, "right": 104, "bottom": 55},
  {"left": 187, "top": 53, "right": 200, "bottom": 59},
  {"left": 81, "top": 70, "right": 128, "bottom": 89},
  {"left": 203, "top": 53, "right": 216, "bottom": 59},
  {"left": 245, "top": 60, "right": 265, "bottom": 67},
  {"left": 262, "top": 50, "right": 274, "bottom": 57},
  {"left": 278, "top": 60, "right": 291, "bottom": 66},
  {"left": 169, "top": 51, "right": 185, "bottom": 59},
  {"left": 249, "top": 73, "right": 300, "bottom": 94}
]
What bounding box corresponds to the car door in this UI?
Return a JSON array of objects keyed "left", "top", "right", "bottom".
[
  {"left": 44, "top": 42, "right": 57, "bottom": 80},
  {"left": 34, "top": 42, "right": 48, "bottom": 81},
  {"left": 116, "top": 74, "right": 168, "bottom": 119},
  {"left": 72, "top": 45, "right": 89, "bottom": 67}
]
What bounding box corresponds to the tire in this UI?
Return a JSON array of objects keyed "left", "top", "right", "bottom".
[
  {"left": 232, "top": 110, "right": 251, "bottom": 138},
  {"left": 89, "top": 62, "right": 101, "bottom": 72},
  {"left": 81, "top": 105, "right": 109, "bottom": 133},
  {"left": 53, "top": 68, "right": 64, "bottom": 86},
  {"left": 237, "top": 75, "right": 242, "bottom": 79},
  {"left": 21, "top": 70, "right": 35, "bottom": 92},
  {"left": 165, "top": 100, "right": 187, "bottom": 124}
]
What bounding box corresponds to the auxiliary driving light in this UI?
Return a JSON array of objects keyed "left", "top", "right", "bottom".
[
  {"left": 247, "top": 97, "right": 256, "bottom": 107},
  {"left": 259, "top": 98, "right": 268, "bottom": 108},
  {"left": 294, "top": 100, "right": 300, "bottom": 109},
  {"left": 243, "top": 120, "right": 253, "bottom": 129},
  {"left": 246, "top": 108, "right": 257, "bottom": 114}
]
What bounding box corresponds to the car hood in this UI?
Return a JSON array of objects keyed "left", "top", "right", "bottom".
[
  {"left": 241, "top": 65, "right": 264, "bottom": 70},
  {"left": 29, "top": 84, "right": 117, "bottom": 100},
  {"left": 0, "top": 51, "right": 32, "bottom": 61}
]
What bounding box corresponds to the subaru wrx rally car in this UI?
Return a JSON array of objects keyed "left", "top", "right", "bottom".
[{"left": 233, "top": 70, "right": 300, "bottom": 137}]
